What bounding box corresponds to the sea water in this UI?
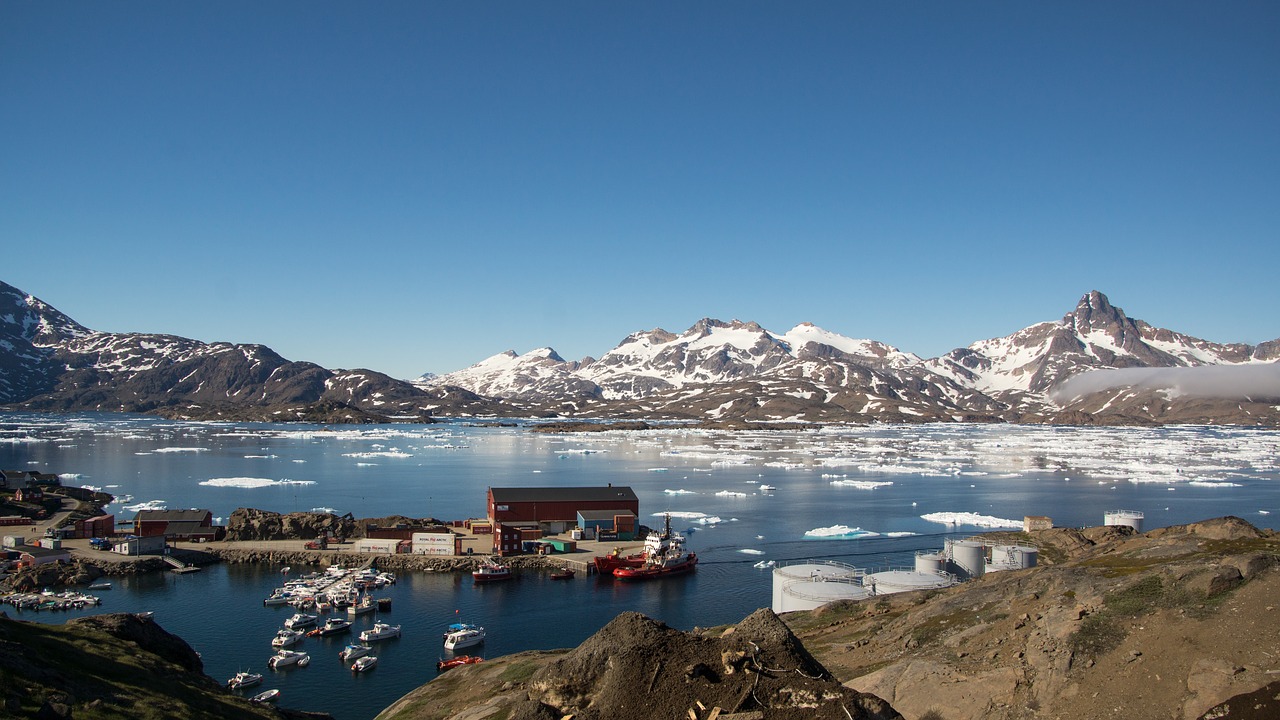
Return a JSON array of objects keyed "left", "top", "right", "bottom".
[{"left": 2, "top": 413, "right": 1278, "bottom": 719}]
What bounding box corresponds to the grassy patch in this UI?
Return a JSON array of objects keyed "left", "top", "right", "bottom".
[
  {"left": 1068, "top": 574, "right": 1227, "bottom": 659},
  {"left": 497, "top": 660, "right": 539, "bottom": 684}
]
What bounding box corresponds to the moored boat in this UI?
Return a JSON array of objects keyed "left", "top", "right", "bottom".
[
  {"left": 227, "top": 671, "right": 263, "bottom": 690},
  {"left": 612, "top": 514, "right": 698, "bottom": 581},
  {"left": 436, "top": 655, "right": 483, "bottom": 672},
  {"left": 307, "top": 617, "right": 351, "bottom": 637},
  {"left": 443, "top": 624, "right": 485, "bottom": 650},
  {"left": 359, "top": 622, "right": 402, "bottom": 642},
  {"left": 347, "top": 594, "right": 375, "bottom": 616},
  {"left": 472, "top": 558, "right": 512, "bottom": 583},
  {"left": 593, "top": 547, "right": 645, "bottom": 575},
  {"left": 284, "top": 612, "right": 318, "bottom": 629},
  {"left": 267, "top": 649, "right": 310, "bottom": 669},
  {"left": 272, "top": 628, "right": 305, "bottom": 648},
  {"left": 351, "top": 655, "right": 377, "bottom": 672},
  {"left": 339, "top": 643, "right": 373, "bottom": 662},
  {"left": 550, "top": 568, "right": 575, "bottom": 580},
  {"left": 249, "top": 688, "right": 281, "bottom": 704}
]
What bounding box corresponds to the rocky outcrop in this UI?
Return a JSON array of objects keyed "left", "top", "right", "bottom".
[{"left": 225, "top": 508, "right": 359, "bottom": 542}]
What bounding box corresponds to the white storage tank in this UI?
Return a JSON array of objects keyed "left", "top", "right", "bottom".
[
  {"left": 1104, "top": 510, "right": 1144, "bottom": 533},
  {"left": 947, "top": 539, "right": 986, "bottom": 580},
  {"left": 985, "top": 545, "right": 1038, "bottom": 572},
  {"left": 914, "top": 551, "right": 945, "bottom": 574},
  {"left": 771, "top": 560, "right": 865, "bottom": 613},
  {"left": 865, "top": 569, "right": 955, "bottom": 595}
]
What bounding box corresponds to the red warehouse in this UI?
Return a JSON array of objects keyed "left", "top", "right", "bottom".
[{"left": 487, "top": 485, "right": 639, "bottom": 537}]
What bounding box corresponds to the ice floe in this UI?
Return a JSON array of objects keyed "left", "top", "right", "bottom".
[
  {"left": 804, "top": 525, "right": 879, "bottom": 539},
  {"left": 198, "top": 477, "right": 316, "bottom": 489},
  {"left": 739, "top": 549, "right": 765, "bottom": 555},
  {"left": 920, "top": 512, "right": 1022, "bottom": 528},
  {"left": 663, "top": 489, "right": 697, "bottom": 495},
  {"left": 124, "top": 500, "right": 168, "bottom": 512},
  {"left": 829, "top": 479, "right": 893, "bottom": 490}
]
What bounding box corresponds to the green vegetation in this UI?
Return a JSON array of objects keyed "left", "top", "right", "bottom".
[
  {"left": 497, "top": 659, "right": 539, "bottom": 684},
  {"left": 1069, "top": 574, "right": 1232, "bottom": 659}
]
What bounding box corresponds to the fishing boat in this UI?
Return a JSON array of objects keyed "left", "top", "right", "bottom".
[
  {"left": 249, "top": 689, "right": 281, "bottom": 704},
  {"left": 267, "top": 650, "right": 310, "bottom": 669},
  {"left": 436, "top": 655, "right": 483, "bottom": 672},
  {"left": 339, "top": 643, "right": 373, "bottom": 662},
  {"left": 612, "top": 514, "right": 698, "bottom": 581},
  {"left": 358, "top": 622, "right": 402, "bottom": 642},
  {"left": 443, "top": 624, "right": 485, "bottom": 650},
  {"left": 307, "top": 617, "right": 351, "bottom": 637},
  {"left": 550, "top": 568, "right": 575, "bottom": 580},
  {"left": 283, "top": 612, "right": 318, "bottom": 629},
  {"left": 351, "top": 655, "right": 377, "bottom": 672},
  {"left": 271, "top": 628, "right": 305, "bottom": 648},
  {"left": 227, "top": 671, "right": 263, "bottom": 690},
  {"left": 471, "top": 558, "right": 512, "bottom": 583},
  {"left": 347, "top": 594, "right": 375, "bottom": 616}
]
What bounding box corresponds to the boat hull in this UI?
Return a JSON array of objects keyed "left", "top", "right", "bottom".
[{"left": 612, "top": 554, "right": 698, "bottom": 581}]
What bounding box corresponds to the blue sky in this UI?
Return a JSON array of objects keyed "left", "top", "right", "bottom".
[{"left": 4, "top": 2, "right": 1278, "bottom": 379}]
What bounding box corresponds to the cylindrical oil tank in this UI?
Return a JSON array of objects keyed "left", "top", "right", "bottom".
[
  {"left": 771, "top": 561, "right": 862, "bottom": 613},
  {"left": 914, "top": 551, "right": 944, "bottom": 574},
  {"left": 1104, "top": 510, "right": 1144, "bottom": 533},
  {"left": 948, "top": 539, "right": 986, "bottom": 580},
  {"left": 776, "top": 578, "right": 872, "bottom": 612},
  {"left": 865, "top": 569, "right": 955, "bottom": 595},
  {"left": 985, "top": 545, "right": 1039, "bottom": 572}
]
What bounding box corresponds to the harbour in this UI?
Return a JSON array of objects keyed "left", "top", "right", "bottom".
[{"left": 3, "top": 413, "right": 1279, "bottom": 719}]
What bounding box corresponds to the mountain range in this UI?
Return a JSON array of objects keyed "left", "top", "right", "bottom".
[{"left": 2, "top": 280, "right": 1277, "bottom": 425}]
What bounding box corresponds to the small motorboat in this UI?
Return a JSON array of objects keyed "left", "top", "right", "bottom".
[
  {"left": 87, "top": 581, "right": 112, "bottom": 590},
  {"left": 550, "top": 568, "right": 575, "bottom": 580},
  {"left": 358, "top": 622, "right": 402, "bottom": 642},
  {"left": 436, "top": 655, "right": 483, "bottom": 672},
  {"left": 284, "top": 612, "right": 318, "bottom": 629},
  {"left": 227, "top": 671, "right": 263, "bottom": 690},
  {"left": 249, "top": 689, "right": 281, "bottom": 704},
  {"left": 307, "top": 617, "right": 351, "bottom": 637},
  {"left": 351, "top": 655, "right": 377, "bottom": 672},
  {"left": 339, "top": 643, "right": 373, "bottom": 662},
  {"left": 753, "top": 560, "right": 775, "bottom": 569},
  {"left": 272, "top": 628, "right": 305, "bottom": 648},
  {"left": 267, "top": 650, "right": 310, "bottom": 670},
  {"left": 443, "top": 625, "right": 485, "bottom": 650}
]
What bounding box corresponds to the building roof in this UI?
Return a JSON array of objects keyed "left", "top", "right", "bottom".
[
  {"left": 135, "top": 509, "right": 211, "bottom": 523},
  {"left": 20, "top": 545, "right": 70, "bottom": 558},
  {"left": 577, "top": 509, "right": 638, "bottom": 521},
  {"left": 489, "top": 486, "right": 638, "bottom": 504},
  {"left": 161, "top": 520, "right": 216, "bottom": 537}
]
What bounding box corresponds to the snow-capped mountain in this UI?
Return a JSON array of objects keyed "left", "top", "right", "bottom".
[
  {"left": 3, "top": 278, "right": 1277, "bottom": 425},
  {"left": 420, "top": 292, "right": 1279, "bottom": 425},
  {"left": 0, "top": 280, "right": 512, "bottom": 422}
]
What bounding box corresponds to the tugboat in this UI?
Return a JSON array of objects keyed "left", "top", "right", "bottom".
[
  {"left": 592, "top": 547, "right": 646, "bottom": 575},
  {"left": 612, "top": 514, "right": 697, "bottom": 581}
]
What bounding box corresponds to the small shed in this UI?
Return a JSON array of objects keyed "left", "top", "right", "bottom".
[{"left": 114, "top": 535, "right": 168, "bottom": 556}]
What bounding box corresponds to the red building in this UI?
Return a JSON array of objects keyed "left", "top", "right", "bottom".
[
  {"left": 134, "top": 509, "right": 220, "bottom": 542},
  {"left": 486, "top": 486, "right": 639, "bottom": 556}
]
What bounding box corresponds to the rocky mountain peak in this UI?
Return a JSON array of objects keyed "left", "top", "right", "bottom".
[{"left": 1068, "top": 290, "right": 1128, "bottom": 334}]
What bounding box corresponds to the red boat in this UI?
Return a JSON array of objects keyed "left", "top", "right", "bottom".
[
  {"left": 612, "top": 514, "right": 697, "bottom": 581},
  {"left": 436, "top": 655, "right": 483, "bottom": 672},
  {"left": 592, "top": 548, "right": 645, "bottom": 575},
  {"left": 550, "top": 568, "right": 575, "bottom": 580},
  {"left": 472, "top": 558, "right": 512, "bottom": 583}
]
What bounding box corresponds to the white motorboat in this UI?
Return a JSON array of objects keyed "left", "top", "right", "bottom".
[
  {"left": 227, "top": 671, "right": 263, "bottom": 689},
  {"left": 347, "top": 594, "right": 375, "bottom": 616},
  {"left": 267, "top": 649, "right": 310, "bottom": 669},
  {"left": 443, "top": 625, "right": 485, "bottom": 650},
  {"left": 249, "top": 688, "right": 280, "bottom": 704},
  {"left": 340, "top": 643, "right": 372, "bottom": 662},
  {"left": 358, "top": 622, "right": 402, "bottom": 642},
  {"left": 351, "top": 655, "right": 377, "bottom": 672},
  {"left": 307, "top": 617, "right": 351, "bottom": 637},
  {"left": 272, "top": 628, "right": 305, "bottom": 648},
  {"left": 284, "top": 612, "right": 318, "bottom": 629}
]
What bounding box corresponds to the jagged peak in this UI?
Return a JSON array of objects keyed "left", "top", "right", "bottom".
[{"left": 525, "top": 347, "right": 565, "bottom": 363}]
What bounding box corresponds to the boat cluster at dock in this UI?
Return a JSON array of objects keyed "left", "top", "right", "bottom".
[
  {"left": 1, "top": 588, "right": 104, "bottom": 612},
  {"left": 592, "top": 514, "right": 698, "bottom": 580}
]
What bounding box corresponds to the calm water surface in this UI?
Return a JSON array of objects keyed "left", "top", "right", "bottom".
[{"left": 3, "top": 413, "right": 1277, "bottom": 719}]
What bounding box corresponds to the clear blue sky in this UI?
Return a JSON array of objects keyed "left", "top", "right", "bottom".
[{"left": 4, "top": 2, "right": 1278, "bottom": 379}]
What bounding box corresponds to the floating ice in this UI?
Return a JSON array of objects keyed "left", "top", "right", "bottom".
[
  {"left": 664, "top": 489, "right": 697, "bottom": 495},
  {"left": 658, "top": 511, "right": 708, "bottom": 519},
  {"left": 885, "top": 531, "right": 919, "bottom": 537},
  {"left": 804, "top": 525, "right": 879, "bottom": 539},
  {"left": 830, "top": 480, "right": 893, "bottom": 490},
  {"left": 759, "top": 485, "right": 775, "bottom": 491},
  {"left": 715, "top": 491, "right": 748, "bottom": 497},
  {"left": 124, "top": 500, "right": 168, "bottom": 512},
  {"left": 739, "top": 549, "right": 765, "bottom": 555},
  {"left": 920, "top": 512, "right": 1022, "bottom": 529},
  {"left": 154, "top": 447, "right": 208, "bottom": 453},
  {"left": 1189, "top": 480, "right": 1242, "bottom": 488},
  {"left": 648, "top": 468, "right": 669, "bottom": 472},
  {"left": 342, "top": 451, "right": 412, "bottom": 459},
  {"left": 198, "top": 477, "right": 316, "bottom": 489}
]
